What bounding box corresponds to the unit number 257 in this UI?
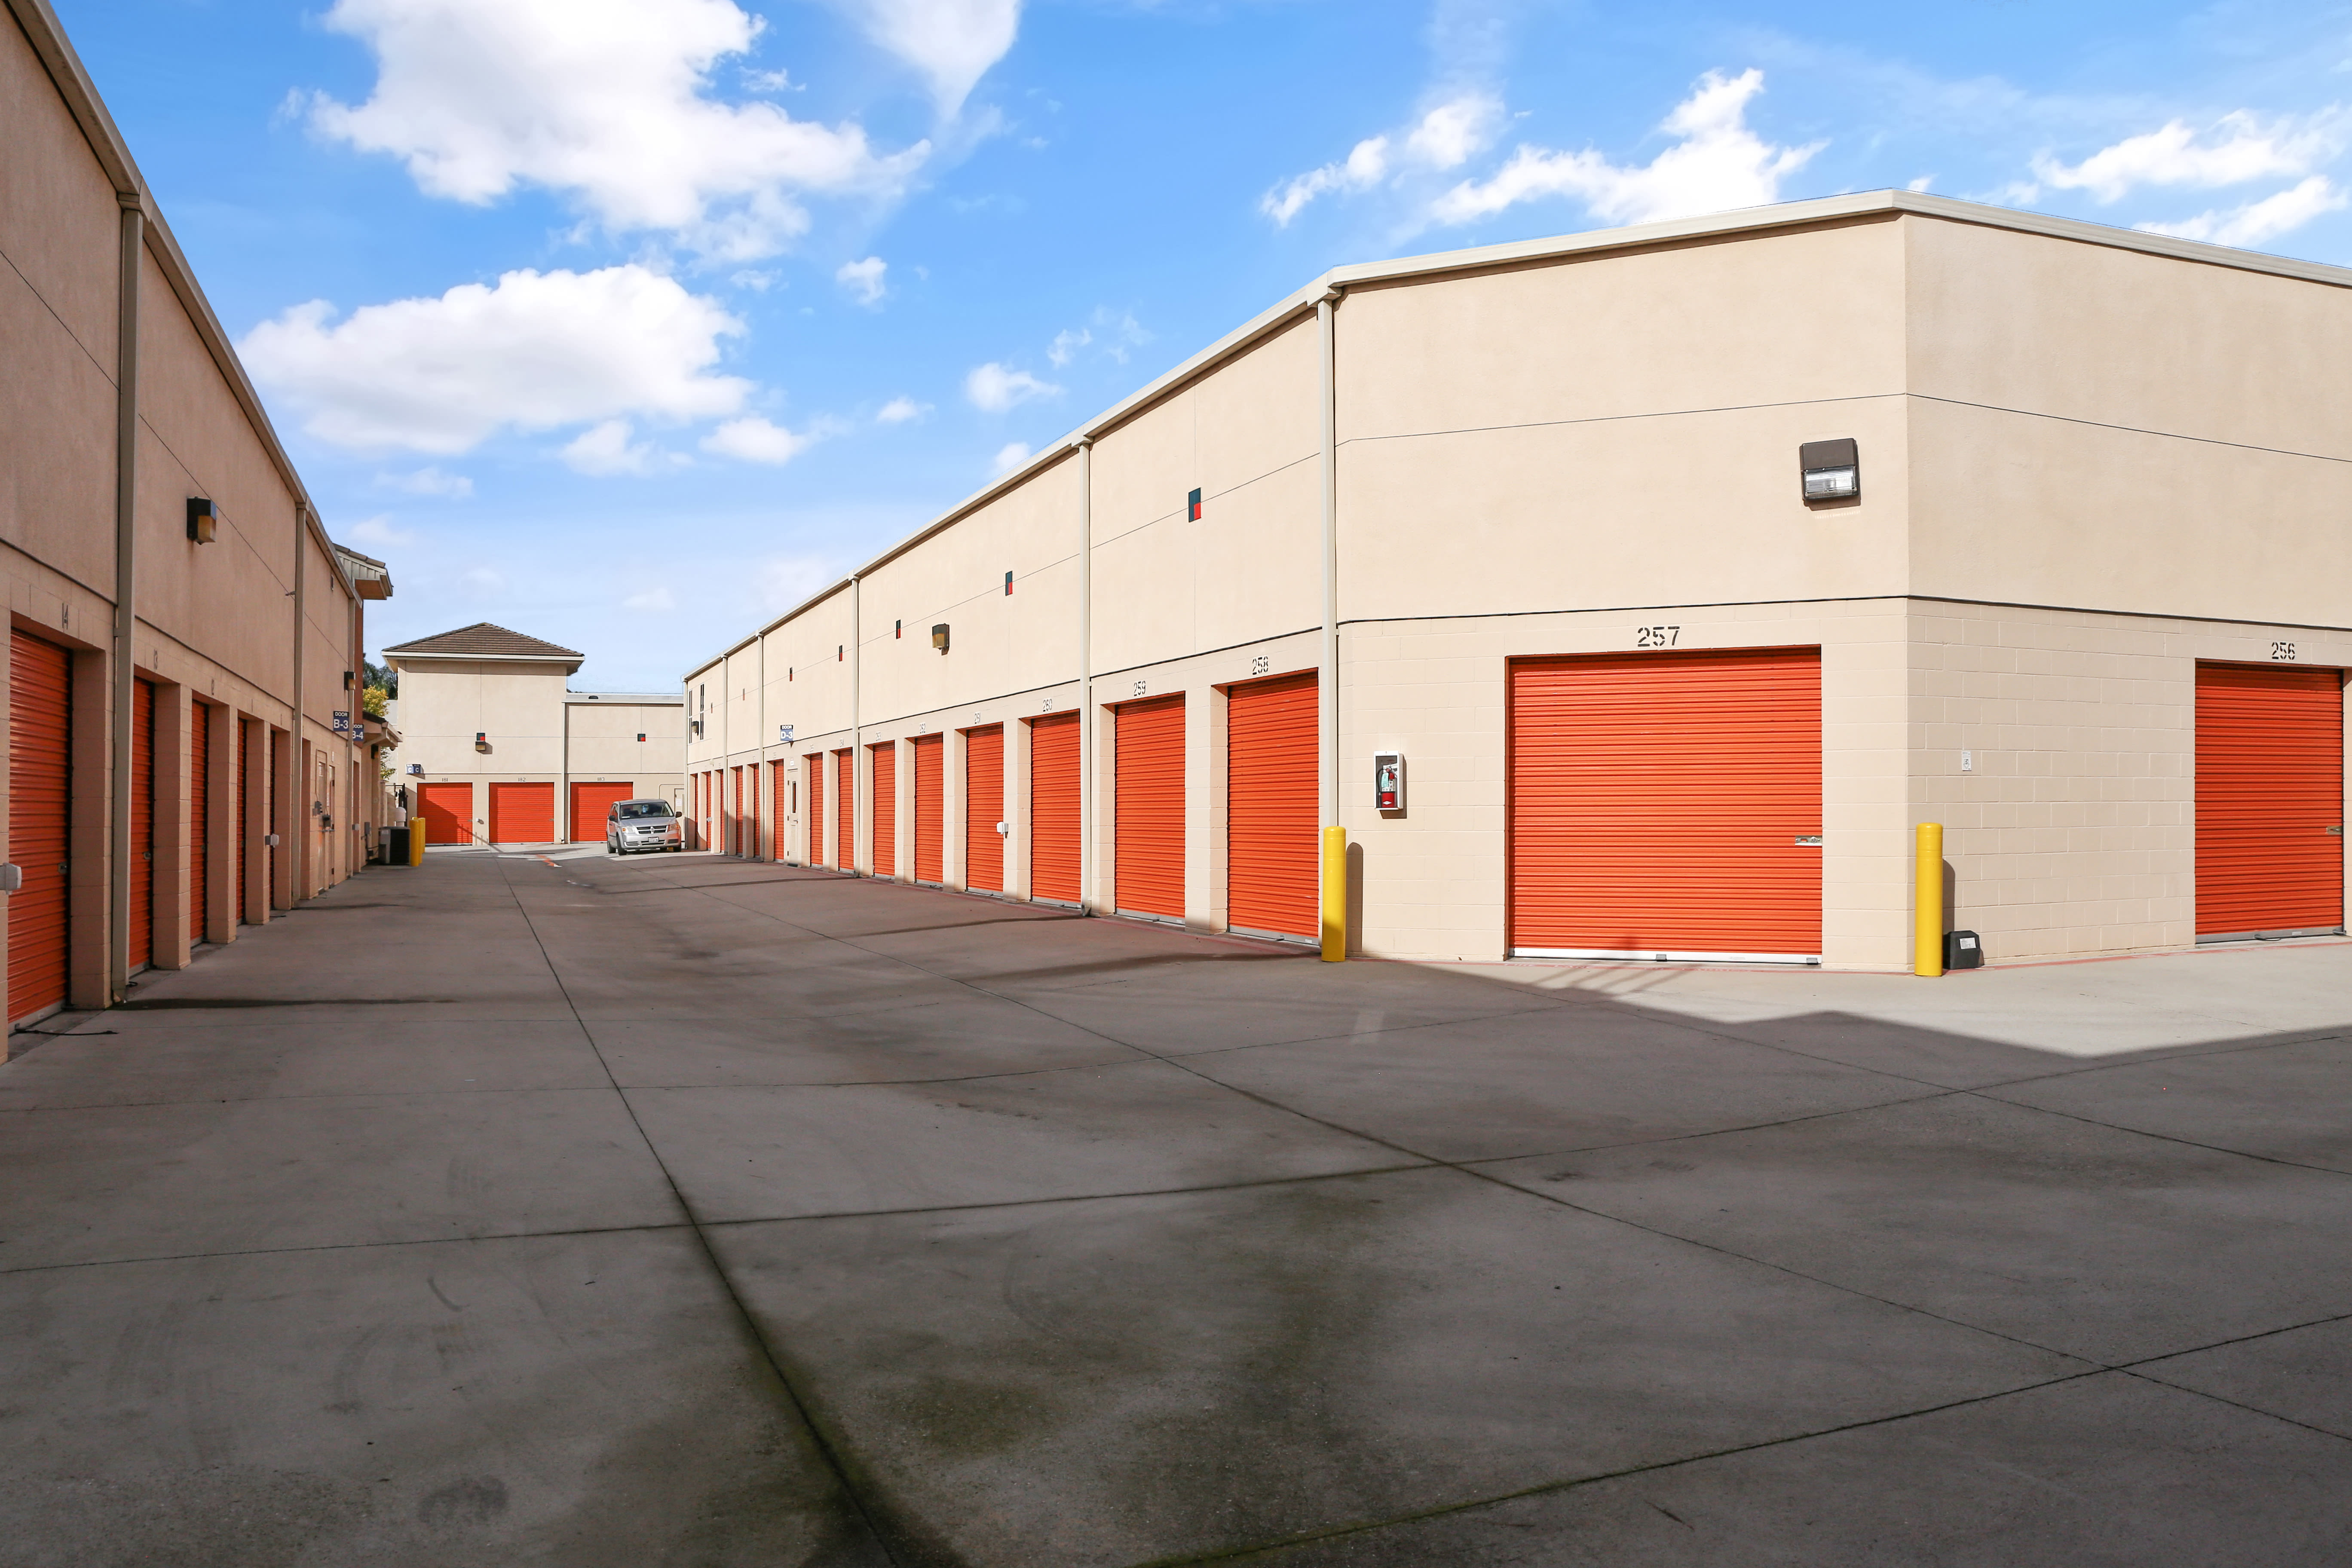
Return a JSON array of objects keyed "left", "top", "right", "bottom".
[{"left": 1635, "top": 625, "right": 1681, "bottom": 648}]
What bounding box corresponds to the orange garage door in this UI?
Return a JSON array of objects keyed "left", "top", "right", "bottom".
[
  {"left": 489, "top": 782, "right": 552, "bottom": 844},
  {"left": 1510, "top": 648, "right": 1822, "bottom": 960},
  {"left": 804, "top": 754, "right": 825, "bottom": 866},
  {"left": 965, "top": 725, "right": 1004, "bottom": 892},
  {"left": 835, "top": 750, "right": 855, "bottom": 870},
  {"left": 1030, "top": 713, "right": 1080, "bottom": 904},
  {"left": 418, "top": 782, "right": 471, "bottom": 845},
  {"left": 1115, "top": 695, "right": 1185, "bottom": 919},
  {"left": 1227, "top": 671, "right": 1317, "bottom": 939},
  {"left": 870, "top": 741, "right": 897, "bottom": 877},
  {"left": 571, "top": 781, "right": 634, "bottom": 842},
  {"left": 913, "top": 733, "right": 943, "bottom": 883},
  {"left": 2196, "top": 663, "right": 2345, "bottom": 938},
  {"left": 238, "top": 717, "right": 254, "bottom": 925},
  {"left": 9, "top": 630, "right": 73, "bottom": 1022},
  {"left": 189, "top": 702, "right": 210, "bottom": 943}
]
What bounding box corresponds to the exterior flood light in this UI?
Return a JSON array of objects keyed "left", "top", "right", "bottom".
[
  {"left": 186, "top": 497, "right": 220, "bottom": 543},
  {"left": 932, "top": 623, "right": 950, "bottom": 654},
  {"left": 1800, "top": 438, "right": 1859, "bottom": 501}
]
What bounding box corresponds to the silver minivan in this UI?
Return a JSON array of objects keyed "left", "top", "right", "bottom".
[{"left": 606, "top": 798, "right": 684, "bottom": 854}]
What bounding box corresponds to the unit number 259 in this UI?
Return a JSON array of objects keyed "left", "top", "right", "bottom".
[{"left": 1635, "top": 625, "right": 1681, "bottom": 648}]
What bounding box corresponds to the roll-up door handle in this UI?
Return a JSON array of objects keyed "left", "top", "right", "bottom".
[
  {"left": 0, "top": 865, "right": 19, "bottom": 893},
  {"left": 2328, "top": 826, "right": 2344, "bottom": 836},
  {"left": 1794, "top": 835, "right": 1823, "bottom": 846}
]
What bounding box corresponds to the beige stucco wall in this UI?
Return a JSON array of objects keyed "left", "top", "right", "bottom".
[{"left": 388, "top": 658, "right": 574, "bottom": 778}]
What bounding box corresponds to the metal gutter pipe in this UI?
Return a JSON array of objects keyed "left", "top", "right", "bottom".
[
  {"left": 1077, "top": 438, "right": 1094, "bottom": 914},
  {"left": 107, "top": 197, "right": 140, "bottom": 1002}
]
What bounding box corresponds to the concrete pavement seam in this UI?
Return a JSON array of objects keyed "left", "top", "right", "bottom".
[{"left": 0, "top": 1219, "right": 701, "bottom": 1276}]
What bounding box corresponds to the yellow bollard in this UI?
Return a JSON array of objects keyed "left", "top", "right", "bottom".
[
  {"left": 1914, "top": 821, "right": 1944, "bottom": 977},
  {"left": 410, "top": 816, "right": 427, "bottom": 866},
  {"left": 1320, "top": 824, "right": 1347, "bottom": 963}
]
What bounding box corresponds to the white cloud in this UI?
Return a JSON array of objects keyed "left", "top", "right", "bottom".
[
  {"left": 851, "top": 0, "right": 1020, "bottom": 116},
  {"left": 2139, "top": 174, "right": 2349, "bottom": 248},
  {"left": 1431, "top": 69, "right": 1822, "bottom": 229},
  {"left": 965, "top": 361, "right": 1059, "bottom": 412},
  {"left": 835, "top": 256, "right": 888, "bottom": 306},
  {"left": 991, "top": 441, "right": 1032, "bottom": 475},
  {"left": 377, "top": 466, "right": 472, "bottom": 497},
  {"left": 1262, "top": 95, "right": 1503, "bottom": 226},
  {"left": 1045, "top": 308, "right": 1151, "bottom": 369},
  {"left": 240, "top": 265, "right": 750, "bottom": 454},
  {"left": 308, "top": 0, "right": 929, "bottom": 259},
  {"left": 730, "top": 269, "right": 779, "bottom": 291},
  {"left": 1264, "top": 136, "right": 1390, "bottom": 226},
  {"left": 623, "top": 586, "right": 677, "bottom": 612},
  {"left": 343, "top": 514, "right": 416, "bottom": 548},
  {"left": 1047, "top": 327, "right": 1089, "bottom": 367},
  {"left": 876, "top": 396, "right": 927, "bottom": 423},
  {"left": 462, "top": 566, "right": 506, "bottom": 594},
  {"left": 701, "top": 415, "right": 815, "bottom": 464},
  {"left": 563, "top": 420, "right": 664, "bottom": 476},
  {"left": 2032, "top": 109, "right": 2349, "bottom": 203}
]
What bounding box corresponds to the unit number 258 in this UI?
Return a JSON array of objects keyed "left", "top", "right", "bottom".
[{"left": 1635, "top": 625, "right": 1681, "bottom": 648}]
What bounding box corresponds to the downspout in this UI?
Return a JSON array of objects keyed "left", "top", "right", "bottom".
[
  {"left": 756, "top": 631, "right": 766, "bottom": 858},
  {"left": 861, "top": 573, "right": 870, "bottom": 870},
  {"left": 559, "top": 695, "right": 570, "bottom": 845},
  {"left": 1076, "top": 438, "right": 1094, "bottom": 914},
  {"left": 1319, "top": 291, "right": 1341, "bottom": 830},
  {"left": 291, "top": 507, "right": 307, "bottom": 900},
  {"left": 107, "top": 197, "right": 141, "bottom": 1003}
]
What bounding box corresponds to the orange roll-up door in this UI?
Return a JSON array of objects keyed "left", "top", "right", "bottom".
[
  {"left": 267, "top": 729, "right": 279, "bottom": 894},
  {"left": 130, "top": 678, "right": 155, "bottom": 969},
  {"left": 803, "top": 756, "right": 825, "bottom": 865},
  {"left": 1226, "top": 671, "right": 1318, "bottom": 939},
  {"left": 1030, "top": 713, "right": 1080, "bottom": 904},
  {"left": 1509, "top": 647, "right": 1822, "bottom": 959},
  {"left": 1115, "top": 695, "right": 1185, "bottom": 919},
  {"left": 8, "top": 630, "right": 72, "bottom": 1021},
  {"left": 965, "top": 725, "right": 1005, "bottom": 892},
  {"left": 236, "top": 717, "right": 251, "bottom": 925},
  {"left": 870, "top": 742, "right": 897, "bottom": 877},
  {"left": 2196, "top": 663, "right": 2345, "bottom": 937},
  {"left": 189, "top": 703, "right": 210, "bottom": 943},
  {"left": 572, "top": 781, "right": 633, "bottom": 842},
  {"left": 912, "top": 734, "right": 943, "bottom": 883},
  {"left": 489, "top": 781, "right": 552, "bottom": 843},
  {"left": 417, "top": 782, "right": 470, "bottom": 845},
  {"left": 835, "top": 750, "right": 855, "bottom": 871}
]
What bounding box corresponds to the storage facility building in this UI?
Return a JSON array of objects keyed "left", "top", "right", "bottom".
[
  {"left": 385, "top": 623, "right": 686, "bottom": 847},
  {"left": 684, "top": 190, "right": 2350, "bottom": 971},
  {"left": 2, "top": 0, "right": 387, "bottom": 1039}
]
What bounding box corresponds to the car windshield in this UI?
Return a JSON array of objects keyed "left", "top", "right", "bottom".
[{"left": 616, "top": 802, "right": 675, "bottom": 820}]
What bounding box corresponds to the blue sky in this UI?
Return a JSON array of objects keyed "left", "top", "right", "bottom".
[{"left": 57, "top": 0, "right": 2352, "bottom": 690}]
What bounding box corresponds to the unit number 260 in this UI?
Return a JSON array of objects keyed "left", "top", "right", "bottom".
[{"left": 1635, "top": 625, "right": 1681, "bottom": 648}]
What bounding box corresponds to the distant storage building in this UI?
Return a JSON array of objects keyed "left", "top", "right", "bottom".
[
  {"left": 3, "top": 0, "right": 387, "bottom": 1040},
  {"left": 684, "top": 190, "right": 2351, "bottom": 970},
  {"left": 384, "top": 623, "right": 685, "bottom": 847}
]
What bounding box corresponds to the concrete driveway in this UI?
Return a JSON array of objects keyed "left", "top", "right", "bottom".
[{"left": 3, "top": 848, "right": 2349, "bottom": 1566}]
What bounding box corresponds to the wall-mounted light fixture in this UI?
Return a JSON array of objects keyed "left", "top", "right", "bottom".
[
  {"left": 637, "top": 732, "right": 647, "bottom": 743},
  {"left": 474, "top": 732, "right": 491, "bottom": 753},
  {"left": 837, "top": 645, "right": 844, "bottom": 662},
  {"left": 1003, "top": 571, "right": 1014, "bottom": 596},
  {"left": 407, "top": 763, "right": 423, "bottom": 775},
  {"left": 895, "top": 620, "right": 903, "bottom": 639},
  {"left": 342, "top": 669, "right": 354, "bottom": 690},
  {"left": 1187, "top": 488, "right": 1203, "bottom": 522},
  {"left": 186, "top": 497, "right": 220, "bottom": 543},
  {"left": 932, "top": 623, "right": 950, "bottom": 654},
  {"left": 1799, "top": 438, "right": 1859, "bottom": 502}
]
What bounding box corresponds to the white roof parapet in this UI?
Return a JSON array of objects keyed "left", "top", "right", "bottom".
[{"left": 682, "top": 188, "right": 2352, "bottom": 680}]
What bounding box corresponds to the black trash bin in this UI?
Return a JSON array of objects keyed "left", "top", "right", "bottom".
[{"left": 386, "top": 826, "right": 411, "bottom": 865}]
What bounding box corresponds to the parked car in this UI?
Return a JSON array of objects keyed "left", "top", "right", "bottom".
[{"left": 606, "top": 798, "right": 683, "bottom": 854}]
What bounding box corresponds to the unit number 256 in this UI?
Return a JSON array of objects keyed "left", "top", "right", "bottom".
[
  {"left": 2271, "top": 641, "right": 2298, "bottom": 661},
  {"left": 1635, "top": 625, "right": 1681, "bottom": 648}
]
